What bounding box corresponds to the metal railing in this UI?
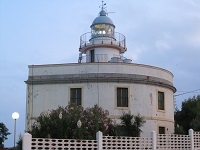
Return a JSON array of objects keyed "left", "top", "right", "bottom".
[{"left": 80, "top": 32, "right": 126, "bottom": 50}]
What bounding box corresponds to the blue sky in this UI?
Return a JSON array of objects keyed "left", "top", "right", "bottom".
[{"left": 1, "top": 0, "right": 200, "bottom": 147}]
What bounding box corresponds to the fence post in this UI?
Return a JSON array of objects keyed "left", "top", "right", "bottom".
[
  {"left": 96, "top": 131, "right": 103, "bottom": 150},
  {"left": 151, "top": 131, "right": 157, "bottom": 150},
  {"left": 189, "top": 129, "right": 194, "bottom": 150},
  {"left": 23, "top": 132, "right": 32, "bottom": 150}
]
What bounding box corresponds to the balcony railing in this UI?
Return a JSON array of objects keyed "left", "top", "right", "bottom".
[{"left": 79, "top": 32, "right": 126, "bottom": 51}]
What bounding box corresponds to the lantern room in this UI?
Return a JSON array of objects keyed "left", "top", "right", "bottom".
[{"left": 79, "top": 3, "right": 127, "bottom": 63}]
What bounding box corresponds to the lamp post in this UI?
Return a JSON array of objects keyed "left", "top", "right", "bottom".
[{"left": 12, "top": 112, "right": 19, "bottom": 149}]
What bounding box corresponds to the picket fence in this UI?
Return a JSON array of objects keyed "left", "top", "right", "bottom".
[{"left": 23, "top": 129, "right": 200, "bottom": 150}]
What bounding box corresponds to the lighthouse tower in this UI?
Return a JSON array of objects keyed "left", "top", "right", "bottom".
[{"left": 79, "top": 3, "right": 127, "bottom": 63}]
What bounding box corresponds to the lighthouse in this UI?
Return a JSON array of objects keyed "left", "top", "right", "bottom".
[
  {"left": 25, "top": 3, "right": 176, "bottom": 136},
  {"left": 79, "top": 2, "right": 128, "bottom": 63}
]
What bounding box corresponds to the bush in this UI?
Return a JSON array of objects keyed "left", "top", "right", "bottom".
[{"left": 30, "top": 104, "right": 118, "bottom": 139}]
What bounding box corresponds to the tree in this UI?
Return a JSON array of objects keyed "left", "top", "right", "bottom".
[
  {"left": 119, "top": 111, "right": 145, "bottom": 137},
  {"left": 30, "top": 104, "right": 118, "bottom": 139},
  {"left": 0, "top": 122, "right": 10, "bottom": 148},
  {"left": 133, "top": 115, "right": 145, "bottom": 136},
  {"left": 16, "top": 134, "right": 22, "bottom": 150},
  {"left": 190, "top": 113, "right": 200, "bottom": 131},
  {"left": 175, "top": 95, "right": 200, "bottom": 134}
]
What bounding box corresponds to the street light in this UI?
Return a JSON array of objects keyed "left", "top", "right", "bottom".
[{"left": 12, "top": 112, "right": 19, "bottom": 149}]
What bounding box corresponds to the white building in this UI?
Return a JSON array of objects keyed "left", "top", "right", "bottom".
[{"left": 25, "top": 5, "right": 176, "bottom": 136}]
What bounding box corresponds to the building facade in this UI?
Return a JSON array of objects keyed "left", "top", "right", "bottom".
[{"left": 25, "top": 5, "right": 176, "bottom": 136}]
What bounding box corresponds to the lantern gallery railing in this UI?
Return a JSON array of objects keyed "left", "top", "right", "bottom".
[{"left": 79, "top": 32, "right": 126, "bottom": 51}]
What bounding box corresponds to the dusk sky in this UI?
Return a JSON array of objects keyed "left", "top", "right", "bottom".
[{"left": 1, "top": 0, "right": 200, "bottom": 147}]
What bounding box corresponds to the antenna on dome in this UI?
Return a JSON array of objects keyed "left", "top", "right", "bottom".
[{"left": 99, "top": 1, "right": 106, "bottom": 10}]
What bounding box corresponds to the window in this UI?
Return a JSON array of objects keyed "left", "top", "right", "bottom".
[
  {"left": 158, "top": 91, "right": 164, "bottom": 110},
  {"left": 159, "top": 126, "right": 165, "bottom": 134},
  {"left": 117, "top": 88, "right": 128, "bottom": 107},
  {"left": 70, "top": 88, "right": 82, "bottom": 106},
  {"left": 90, "top": 50, "right": 94, "bottom": 62}
]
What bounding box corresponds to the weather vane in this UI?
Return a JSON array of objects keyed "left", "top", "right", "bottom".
[{"left": 99, "top": 1, "right": 106, "bottom": 10}]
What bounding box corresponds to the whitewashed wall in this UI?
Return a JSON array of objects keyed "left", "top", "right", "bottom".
[
  {"left": 28, "top": 63, "right": 174, "bottom": 82},
  {"left": 26, "top": 63, "right": 175, "bottom": 136}
]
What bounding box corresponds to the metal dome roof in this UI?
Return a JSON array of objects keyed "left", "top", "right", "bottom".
[{"left": 91, "top": 10, "right": 115, "bottom": 27}]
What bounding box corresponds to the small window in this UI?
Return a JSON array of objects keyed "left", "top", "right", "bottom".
[
  {"left": 159, "top": 126, "right": 165, "bottom": 134},
  {"left": 90, "top": 50, "right": 95, "bottom": 62},
  {"left": 70, "top": 88, "right": 82, "bottom": 106},
  {"left": 117, "top": 88, "right": 128, "bottom": 107},
  {"left": 158, "top": 91, "right": 164, "bottom": 110}
]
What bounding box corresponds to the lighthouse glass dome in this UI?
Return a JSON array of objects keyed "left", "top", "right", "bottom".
[
  {"left": 91, "top": 24, "right": 114, "bottom": 35},
  {"left": 91, "top": 10, "right": 115, "bottom": 38}
]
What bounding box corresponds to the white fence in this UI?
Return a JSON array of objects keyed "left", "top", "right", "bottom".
[
  {"left": 194, "top": 131, "right": 200, "bottom": 149},
  {"left": 102, "top": 136, "right": 153, "bottom": 149},
  {"left": 23, "top": 129, "right": 200, "bottom": 150},
  {"left": 31, "top": 138, "right": 98, "bottom": 150},
  {"left": 157, "top": 134, "right": 191, "bottom": 149}
]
